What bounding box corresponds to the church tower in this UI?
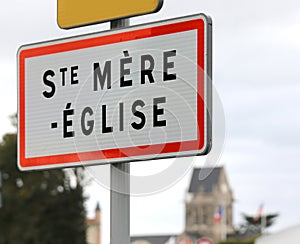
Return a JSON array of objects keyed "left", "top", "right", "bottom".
[
  {"left": 185, "top": 167, "right": 234, "bottom": 243},
  {"left": 86, "top": 202, "right": 101, "bottom": 244}
]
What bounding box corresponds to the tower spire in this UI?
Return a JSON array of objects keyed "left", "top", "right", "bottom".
[{"left": 96, "top": 202, "right": 101, "bottom": 211}]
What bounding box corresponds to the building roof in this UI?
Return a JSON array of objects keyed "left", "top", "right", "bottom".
[
  {"left": 131, "top": 235, "right": 177, "bottom": 244},
  {"left": 86, "top": 218, "right": 98, "bottom": 225},
  {"left": 96, "top": 202, "right": 101, "bottom": 211},
  {"left": 188, "top": 167, "right": 222, "bottom": 193}
]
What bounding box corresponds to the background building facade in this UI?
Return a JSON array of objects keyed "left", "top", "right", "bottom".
[
  {"left": 86, "top": 203, "right": 101, "bottom": 244},
  {"left": 130, "top": 166, "right": 235, "bottom": 244},
  {"left": 184, "top": 167, "right": 235, "bottom": 243}
]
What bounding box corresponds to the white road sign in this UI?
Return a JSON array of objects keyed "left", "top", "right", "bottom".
[{"left": 18, "top": 14, "right": 212, "bottom": 171}]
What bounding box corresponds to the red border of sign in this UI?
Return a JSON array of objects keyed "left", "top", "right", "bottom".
[
  {"left": 197, "top": 238, "right": 213, "bottom": 244},
  {"left": 18, "top": 16, "right": 209, "bottom": 170}
]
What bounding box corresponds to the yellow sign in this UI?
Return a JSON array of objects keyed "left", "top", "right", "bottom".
[{"left": 57, "top": 0, "right": 163, "bottom": 29}]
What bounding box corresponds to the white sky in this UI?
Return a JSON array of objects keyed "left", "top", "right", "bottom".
[{"left": 1, "top": 0, "right": 300, "bottom": 243}]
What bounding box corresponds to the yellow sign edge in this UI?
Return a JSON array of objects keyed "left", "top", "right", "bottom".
[{"left": 57, "top": 0, "right": 164, "bottom": 29}]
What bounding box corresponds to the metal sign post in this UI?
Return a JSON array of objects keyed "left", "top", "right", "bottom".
[
  {"left": 110, "top": 162, "right": 130, "bottom": 244},
  {"left": 110, "top": 19, "right": 130, "bottom": 244}
]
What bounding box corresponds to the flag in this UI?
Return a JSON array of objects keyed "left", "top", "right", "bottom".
[
  {"left": 214, "top": 206, "right": 223, "bottom": 223},
  {"left": 253, "top": 203, "right": 264, "bottom": 221}
]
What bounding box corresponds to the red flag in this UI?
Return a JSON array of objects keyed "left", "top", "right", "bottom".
[
  {"left": 214, "top": 206, "right": 223, "bottom": 223},
  {"left": 253, "top": 203, "right": 264, "bottom": 221}
]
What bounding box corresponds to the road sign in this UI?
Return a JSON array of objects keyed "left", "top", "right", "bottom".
[
  {"left": 17, "top": 14, "right": 212, "bottom": 171},
  {"left": 57, "top": 0, "right": 163, "bottom": 29},
  {"left": 197, "top": 238, "right": 213, "bottom": 244}
]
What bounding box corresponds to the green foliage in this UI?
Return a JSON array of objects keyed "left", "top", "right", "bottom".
[
  {"left": 243, "top": 214, "right": 278, "bottom": 228},
  {"left": 219, "top": 241, "right": 254, "bottom": 244},
  {"left": 236, "top": 213, "right": 279, "bottom": 237},
  {"left": 219, "top": 237, "right": 257, "bottom": 244},
  {"left": 0, "top": 133, "right": 87, "bottom": 244}
]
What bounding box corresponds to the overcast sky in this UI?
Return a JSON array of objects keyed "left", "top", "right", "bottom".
[{"left": 1, "top": 0, "right": 300, "bottom": 243}]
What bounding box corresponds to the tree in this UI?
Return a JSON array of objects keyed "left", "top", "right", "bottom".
[
  {"left": 0, "top": 133, "right": 87, "bottom": 244},
  {"left": 218, "top": 212, "right": 279, "bottom": 243},
  {"left": 243, "top": 213, "right": 278, "bottom": 228},
  {"left": 235, "top": 213, "right": 279, "bottom": 239}
]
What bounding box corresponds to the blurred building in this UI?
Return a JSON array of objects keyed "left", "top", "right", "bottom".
[
  {"left": 183, "top": 167, "right": 235, "bottom": 243},
  {"left": 131, "top": 166, "right": 235, "bottom": 244},
  {"left": 86, "top": 202, "right": 101, "bottom": 244}
]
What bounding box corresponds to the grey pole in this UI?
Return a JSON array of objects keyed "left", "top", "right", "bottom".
[{"left": 110, "top": 18, "right": 130, "bottom": 244}]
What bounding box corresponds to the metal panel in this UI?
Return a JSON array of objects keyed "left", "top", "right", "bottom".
[
  {"left": 17, "top": 14, "right": 212, "bottom": 171},
  {"left": 57, "top": 0, "right": 163, "bottom": 29}
]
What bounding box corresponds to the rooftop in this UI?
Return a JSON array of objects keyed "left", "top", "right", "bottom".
[{"left": 188, "top": 167, "right": 222, "bottom": 194}]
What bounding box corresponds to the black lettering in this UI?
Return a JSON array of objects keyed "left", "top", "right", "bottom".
[
  {"left": 63, "top": 103, "right": 75, "bottom": 138},
  {"left": 93, "top": 61, "right": 112, "bottom": 91},
  {"left": 120, "top": 51, "right": 133, "bottom": 87},
  {"left": 119, "top": 103, "right": 124, "bottom": 132},
  {"left": 141, "top": 54, "right": 155, "bottom": 84},
  {"left": 102, "top": 105, "right": 113, "bottom": 133},
  {"left": 163, "top": 50, "right": 177, "bottom": 81},
  {"left": 60, "top": 67, "right": 68, "bottom": 86},
  {"left": 71, "top": 66, "right": 79, "bottom": 85},
  {"left": 81, "top": 107, "right": 94, "bottom": 136},
  {"left": 153, "top": 97, "right": 167, "bottom": 127},
  {"left": 42, "top": 70, "right": 56, "bottom": 99},
  {"left": 131, "top": 100, "right": 146, "bottom": 130}
]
